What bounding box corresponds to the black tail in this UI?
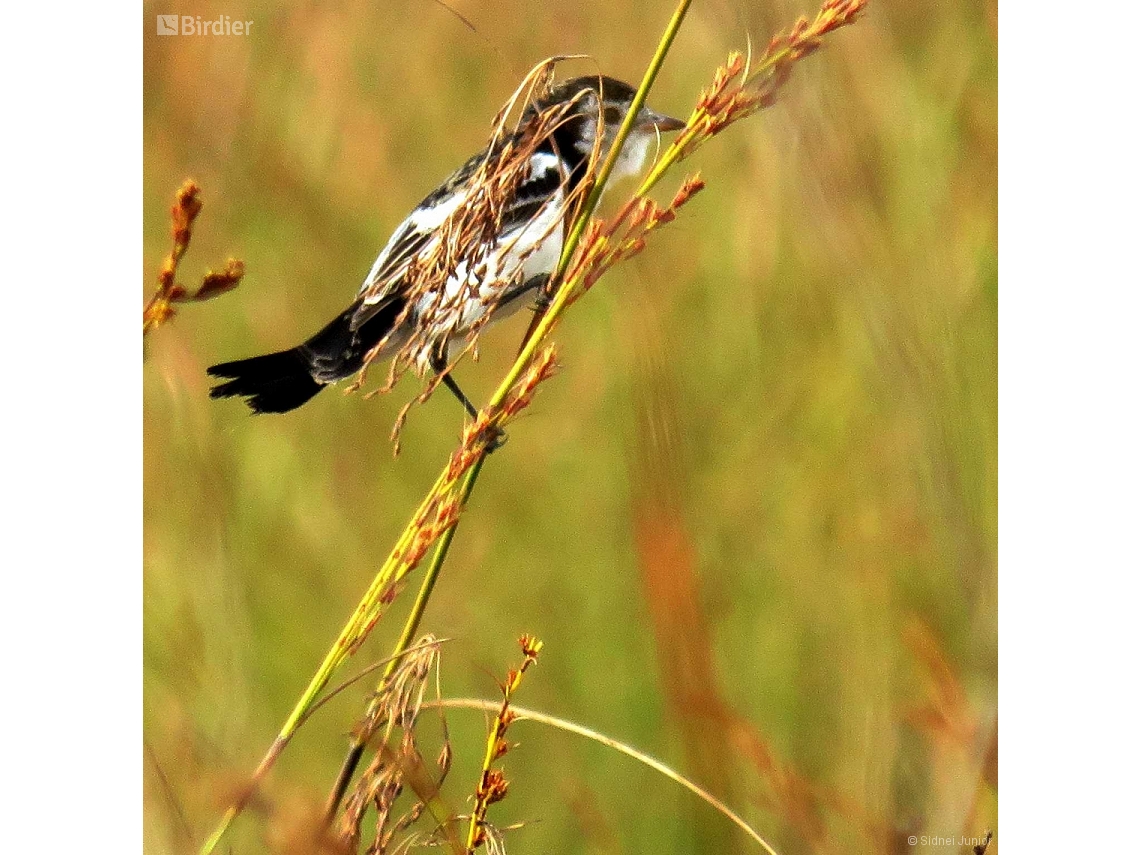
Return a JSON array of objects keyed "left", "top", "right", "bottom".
[
  {"left": 208, "top": 348, "right": 323, "bottom": 414},
  {"left": 208, "top": 297, "right": 405, "bottom": 414}
]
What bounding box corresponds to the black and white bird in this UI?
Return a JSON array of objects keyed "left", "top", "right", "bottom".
[{"left": 208, "top": 75, "right": 684, "bottom": 415}]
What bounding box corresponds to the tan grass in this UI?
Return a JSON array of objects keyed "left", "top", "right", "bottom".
[{"left": 143, "top": 179, "right": 244, "bottom": 338}]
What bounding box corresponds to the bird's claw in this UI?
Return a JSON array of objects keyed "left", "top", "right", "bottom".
[{"left": 484, "top": 424, "right": 508, "bottom": 453}]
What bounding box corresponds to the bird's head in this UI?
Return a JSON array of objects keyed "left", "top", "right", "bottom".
[{"left": 530, "top": 75, "right": 686, "bottom": 182}]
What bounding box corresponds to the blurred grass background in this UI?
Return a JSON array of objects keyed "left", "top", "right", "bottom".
[{"left": 143, "top": 1, "right": 996, "bottom": 852}]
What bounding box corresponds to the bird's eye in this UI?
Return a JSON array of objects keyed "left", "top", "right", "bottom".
[{"left": 603, "top": 106, "right": 622, "bottom": 125}]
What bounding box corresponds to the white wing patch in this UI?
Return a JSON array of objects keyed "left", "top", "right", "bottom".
[
  {"left": 527, "top": 150, "right": 560, "bottom": 177},
  {"left": 357, "top": 188, "right": 470, "bottom": 306}
]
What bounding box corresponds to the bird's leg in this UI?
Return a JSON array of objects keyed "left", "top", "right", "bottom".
[
  {"left": 439, "top": 371, "right": 478, "bottom": 420},
  {"left": 430, "top": 347, "right": 506, "bottom": 451},
  {"left": 428, "top": 273, "right": 551, "bottom": 447}
]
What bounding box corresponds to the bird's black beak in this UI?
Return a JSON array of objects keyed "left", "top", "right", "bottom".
[{"left": 640, "top": 108, "right": 686, "bottom": 133}]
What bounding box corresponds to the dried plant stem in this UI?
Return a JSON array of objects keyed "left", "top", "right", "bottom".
[
  {"left": 434, "top": 698, "right": 780, "bottom": 855},
  {"left": 324, "top": 458, "right": 485, "bottom": 821}
]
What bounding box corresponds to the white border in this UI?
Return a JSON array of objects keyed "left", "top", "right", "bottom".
[
  {"left": 3, "top": 4, "right": 140, "bottom": 850},
  {"left": 1001, "top": 0, "right": 1139, "bottom": 849}
]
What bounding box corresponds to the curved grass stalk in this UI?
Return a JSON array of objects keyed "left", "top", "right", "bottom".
[{"left": 432, "top": 698, "right": 780, "bottom": 855}]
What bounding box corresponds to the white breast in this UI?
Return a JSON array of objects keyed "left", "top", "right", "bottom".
[
  {"left": 609, "top": 129, "right": 656, "bottom": 185},
  {"left": 413, "top": 187, "right": 565, "bottom": 332}
]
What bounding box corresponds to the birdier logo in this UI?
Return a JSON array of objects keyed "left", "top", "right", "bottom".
[{"left": 156, "top": 15, "right": 252, "bottom": 36}]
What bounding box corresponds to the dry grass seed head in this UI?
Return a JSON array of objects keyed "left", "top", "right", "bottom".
[
  {"left": 338, "top": 637, "right": 446, "bottom": 850},
  {"left": 465, "top": 637, "right": 543, "bottom": 851},
  {"left": 145, "top": 179, "right": 245, "bottom": 336},
  {"left": 563, "top": 174, "right": 705, "bottom": 300},
  {"left": 554, "top": 4, "right": 868, "bottom": 310}
]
